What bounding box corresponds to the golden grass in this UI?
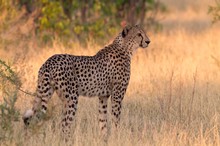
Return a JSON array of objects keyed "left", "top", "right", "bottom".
[{"left": 1, "top": 1, "right": 220, "bottom": 145}]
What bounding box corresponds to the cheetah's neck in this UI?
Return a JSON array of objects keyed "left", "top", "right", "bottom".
[
  {"left": 113, "top": 33, "right": 123, "bottom": 48},
  {"left": 112, "top": 33, "right": 135, "bottom": 57}
]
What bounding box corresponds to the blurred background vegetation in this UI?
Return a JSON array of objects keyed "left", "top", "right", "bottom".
[
  {"left": 0, "top": 0, "right": 166, "bottom": 44},
  {"left": 208, "top": 0, "right": 220, "bottom": 23}
]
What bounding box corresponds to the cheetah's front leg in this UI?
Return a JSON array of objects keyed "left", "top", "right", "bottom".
[{"left": 111, "top": 84, "right": 127, "bottom": 129}]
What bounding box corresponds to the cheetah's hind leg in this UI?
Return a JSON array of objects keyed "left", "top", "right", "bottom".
[{"left": 23, "top": 71, "right": 54, "bottom": 126}]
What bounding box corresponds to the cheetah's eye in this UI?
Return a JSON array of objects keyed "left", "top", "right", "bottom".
[{"left": 138, "top": 33, "right": 142, "bottom": 37}]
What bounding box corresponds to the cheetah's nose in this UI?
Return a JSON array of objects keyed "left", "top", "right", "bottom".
[
  {"left": 145, "top": 40, "right": 150, "bottom": 44},
  {"left": 23, "top": 117, "right": 30, "bottom": 126}
]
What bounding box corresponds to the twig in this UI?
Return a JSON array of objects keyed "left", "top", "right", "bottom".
[
  {"left": 18, "top": 88, "right": 35, "bottom": 97},
  {"left": 167, "top": 69, "right": 174, "bottom": 114},
  {"left": 188, "top": 67, "right": 197, "bottom": 126}
]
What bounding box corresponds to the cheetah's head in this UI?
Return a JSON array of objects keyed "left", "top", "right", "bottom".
[
  {"left": 23, "top": 109, "right": 34, "bottom": 126},
  {"left": 121, "top": 24, "right": 150, "bottom": 49}
]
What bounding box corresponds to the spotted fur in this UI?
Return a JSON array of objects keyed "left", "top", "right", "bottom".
[{"left": 23, "top": 25, "right": 150, "bottom": 139}]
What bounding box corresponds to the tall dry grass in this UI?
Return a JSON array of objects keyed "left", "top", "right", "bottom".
[{"left": 1, "top": 0, "right": 220, "bottom": 145}]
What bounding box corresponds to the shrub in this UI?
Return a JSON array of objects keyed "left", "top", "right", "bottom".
[{"left": 0, "top": 59, "right": 21, "bottom": 144}]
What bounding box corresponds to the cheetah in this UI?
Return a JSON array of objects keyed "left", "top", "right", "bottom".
[{"left": 23, "top": 25, "right": 150, "bottom": 139}]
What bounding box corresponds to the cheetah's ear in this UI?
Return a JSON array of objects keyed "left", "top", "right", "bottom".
[{"left": 122, "top": 25, "right": 132, "bottom": 38}]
